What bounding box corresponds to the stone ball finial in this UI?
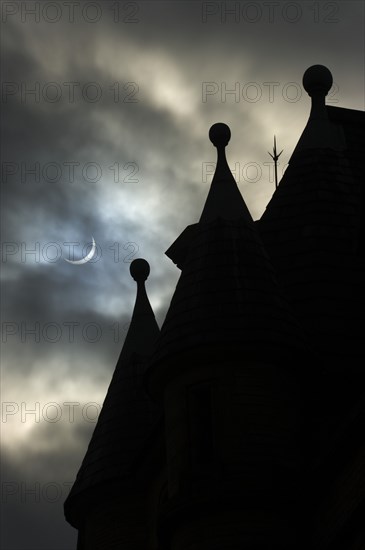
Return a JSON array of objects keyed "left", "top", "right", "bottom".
[
  {"left": 130, "top": 258, "right": 150, "bottom": 282},
  {"left": 303, "top": 65, "right": 333, "bottom": 97},
  {"left": 209, "top": 123, "right": 231, "bottom": 148}
]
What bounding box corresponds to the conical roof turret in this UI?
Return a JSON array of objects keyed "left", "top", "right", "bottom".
[
  {"left": 148, "top": 125, "right": 306, "bottom": 397},
  {"left": 65, "top": 259, "right": 161, "bottom": 528},
  {"left": 258, "top": 65, "right": 363, "bottom": 363}
]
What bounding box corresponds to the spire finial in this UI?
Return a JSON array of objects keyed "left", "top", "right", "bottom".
[
  {"left": 289, "top": 65, "right": 340, "bottom": 160},
  {"left": 130, "top": 258, "right": 150, "bottom": 283},
  {"left": 303, "top": 64, "right": 333, "bottom": 97},
  {"left": 303, "top": 65, "right": 333, "bottom": 121},
  {"left": 209, "top": 122, "right": 231, "bottom": 148}
]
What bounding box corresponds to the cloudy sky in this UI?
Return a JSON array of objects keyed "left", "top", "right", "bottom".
[{"left": 1, "top": 1, "right": 364, "bottom": 548}]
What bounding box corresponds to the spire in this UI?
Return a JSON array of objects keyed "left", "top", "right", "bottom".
[
  {"left": 166, "top": 123, "right": 253, "bottom": 269},
  {"left": 148, "top": 126, "right": 306, "bottom": 397},
  {"left": 64, "top": 259, "right": 161, "bottom": 528},
  {"left": 199, "top": 122, "right": 253, "bottom": 224},
  {"left": 290, "top": 64, "right": 344, "bottom": 159},
  {"left": 119, "top": 258, "right": 160, "bottom": 362},
  {"left": 258, "top": 66, "right": 361, "bottom": 363}
]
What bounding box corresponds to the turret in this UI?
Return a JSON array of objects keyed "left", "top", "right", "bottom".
[
  {"left": 259, "top": 65, "right": 363, "bottom": 366},
  {"left": 146, "top": 124, "right": 306, "bottom": 549},
  {"left": 64, "top": 259, "right": 161, "bottom": 549},
  {"left": 256, "top": 65, "right": 365, "bottom": 547}
]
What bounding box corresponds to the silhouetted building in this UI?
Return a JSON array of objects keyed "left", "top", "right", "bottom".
[{"left": 64, "top": 66, "right": 365, "bottom": 549}]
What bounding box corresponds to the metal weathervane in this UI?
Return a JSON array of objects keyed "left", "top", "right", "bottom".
[{"left": 268, "top": 135, "right": 283, "bottom": 189}]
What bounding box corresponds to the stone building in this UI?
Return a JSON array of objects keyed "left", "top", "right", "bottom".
[{"left": 64, "top": 65, "right": 365, "bottom": 549}]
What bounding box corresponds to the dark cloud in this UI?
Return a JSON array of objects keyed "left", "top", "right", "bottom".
[
  {"left": 1, "top": 1, "right": 364, "bottom": 548},
  {"left": 2, "top": 442, "right": 80, "bottom": 550}
]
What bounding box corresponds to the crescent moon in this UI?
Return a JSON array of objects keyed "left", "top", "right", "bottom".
[{"left": 65, "top": 237, "right": 96, "bottom": 265}]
